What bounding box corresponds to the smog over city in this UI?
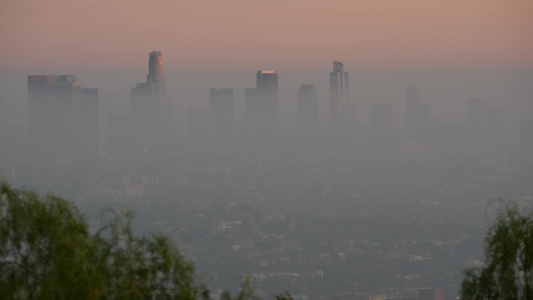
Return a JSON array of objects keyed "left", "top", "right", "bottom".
[{"left": 1, "top": 1, "right": 533, "bottom": 299}]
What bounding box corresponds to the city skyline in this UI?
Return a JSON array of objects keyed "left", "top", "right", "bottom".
[
  {"left": 1, "top": 2, "right": 533, "bottom": 298},
  {"left": 12, "top": 52, "right": 533, "bottom": 147}
]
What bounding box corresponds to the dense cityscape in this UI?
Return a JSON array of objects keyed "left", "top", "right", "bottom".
[{"left": 0, "top": 48, "right": 532, "bottom": 299}]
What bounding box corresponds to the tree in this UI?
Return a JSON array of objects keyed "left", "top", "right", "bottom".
[
  {"left": 0, "top": 181, "right": 213, "bottom": 299},
  {"left": 460, "top": 200, "right": 533, "bottom": 300}
]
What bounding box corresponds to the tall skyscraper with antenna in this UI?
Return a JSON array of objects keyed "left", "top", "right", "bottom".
[
  {"left": 131, "top": 51, "right": 167, "bottom": 117},
  {"left": 147, "top": 51, "right": 165, "bottom": 101},
  {"left": 329, "top": 60, "right": 349, "bottom": 133},
  {"left": 127, "top": 51, "right": 175, "bottom": 153}
]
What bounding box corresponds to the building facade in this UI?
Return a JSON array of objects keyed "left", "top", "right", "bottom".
[
  {"left": 329, "top": 61, "right": 349, "bottom": 134},
  {"left": 28, "top": 75, "right": 98, "bottom": 158}
]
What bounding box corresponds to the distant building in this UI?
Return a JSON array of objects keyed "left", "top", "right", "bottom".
[
  {"left": 147, "top": 51, "right": 165, "bottom": 100},
  {"left": 209, "top": 88, "right": 234, "bottom": 153},
  {"left": 128, "top": 51, "right": 175, "bottom": 153},
  {"left": 329, "top": 61, "right": 349, "bottom": 134},
  {"left": 27, "top": 75, "right": 98, "bottom": 158},
  {"left": 130, "top": 51, "right": 169, "bottom": 119},
  {"left": 297, "top": 84, "right": 318, "bottom": 140},
  {"left": 245, "top": 70, "right": 279, "bottom": 152}
]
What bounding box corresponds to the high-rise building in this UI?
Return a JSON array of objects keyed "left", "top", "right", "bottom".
[
  {"left": 128, "top": 51, "right": 175, "bottom": 153},
  {"left": 130, "top": 51, "right": 170, "bottom": 120},
  {"left": 329, "top": 61, "right": 349, "bottom": 133},
  {"left": 210, "top": 88, "right": 234, "bottom": 153},
  {"left": 297, "top": 84, "right": 318, "bottom": 140},
  {"left": 28, "top": 75, "right": 88, "bottom": 158},
  {"left": 245, "top": 70, "right": 279, "bottom": 151},
  {"left": 147, "top": 51, "right": 165, "bottom": 100},
  {"left": 27, "top": 75, "right": 98, "bottom": 158}
]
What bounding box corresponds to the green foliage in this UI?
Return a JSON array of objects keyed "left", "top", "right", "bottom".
[
  {"left": 0, "top": 181, "right": 210, "bottom": 299},
  {"left": 0, "top": 181, "right": 91, "bottom": 299},
  {"left": 460, "top": 200, "right": 533, "bottom": 300}
]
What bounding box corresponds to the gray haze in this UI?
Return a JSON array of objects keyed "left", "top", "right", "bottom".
[{"left": 1, "top": 57, "right": 533, "bottom": 299}]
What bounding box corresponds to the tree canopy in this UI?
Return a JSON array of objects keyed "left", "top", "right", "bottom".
[
  {"left": 0, "top": 181, "right": 254, "bottom": 299},
  {"left": 460, "top": 200, "right": 533, "bottom": 300}
]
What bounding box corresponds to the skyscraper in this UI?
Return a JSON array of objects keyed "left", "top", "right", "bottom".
[
  {"left": 245, "top": 70, "right": 279, "bottom": 151},
  {"left": 130, "top": 51, "right": 168, "bottom": 118},
  {"left": 210, "top": 88, "right": 234, "bottom": 153},
  {"left": 329, "top": 61, "right": 349, "bottom": 133},
  {"left": 27, "top": 75, "right": 98, "bottom": 158},
  {"left": 297, "top": 84, "right": 318, "bottom": 140},
  {"left": 256, "top": 70, "right": 279, "bottom": 137},
  {"left": 128, "top": 51, "right": 175, "bottom": 152},
  {"left": 147, "top": 51, "right": 165, "bottom": 100}
]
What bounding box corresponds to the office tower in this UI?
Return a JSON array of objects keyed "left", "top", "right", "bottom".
[
  {"left": 147, "top": 51, "right": 165, "bottom": 100},
  {"left": 130, "top": 51, "right": 170, "bottom": 120},
  {"left": 405, "top": 87, "right": 431, "bottom": 142},
  {"left": 28, "top": 75, "right": 82, "bottom": 157},
  {"left": 188, "top": 107, "right": 214, "bottom": 153},
  {"left": 329, "top": 60, "right": 349, "bottom": 133},
  {"left": 245, "top": 70, "right": 279, "bottom": 151},
  {"left": 370, "top": 103, "right": 393, "bottom": 138},
  {"left": 129, "top": 51, "right": 175, "bottom": 152},
  {"left": 209, "top": 88, "right": 234, "bottom": 153},
  {"left": 297, "top": 84, "right": 318, "bottom": 140},
  {"left": 469, "top": 98, "right": 489, "bottom": 138},
  {"left": 256, "top": 69, "right": 279, "bottom": 137}
]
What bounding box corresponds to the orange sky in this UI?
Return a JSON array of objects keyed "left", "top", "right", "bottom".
[{"left": 1, "top": 0, "right": 533, "bottom": 72}]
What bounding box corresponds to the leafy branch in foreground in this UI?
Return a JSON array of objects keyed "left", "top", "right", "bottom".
[
  {"left": 0, "top": 181, "right": 261, "bottom": 300},
  {"left": 460, "top": 199, "right": 533, "bottom": 300}
]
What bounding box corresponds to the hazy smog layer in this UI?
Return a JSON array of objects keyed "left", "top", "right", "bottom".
[{"left": 1, "top": 1, "right": 533, "bottom": 299}]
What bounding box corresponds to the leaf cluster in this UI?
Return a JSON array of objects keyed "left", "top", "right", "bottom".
[
  {"left": 460, "top": 200, "right": 533, "bottom": 300},
  {"left": 0, "top": 181, "right": 210, "bottom": 299}
]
